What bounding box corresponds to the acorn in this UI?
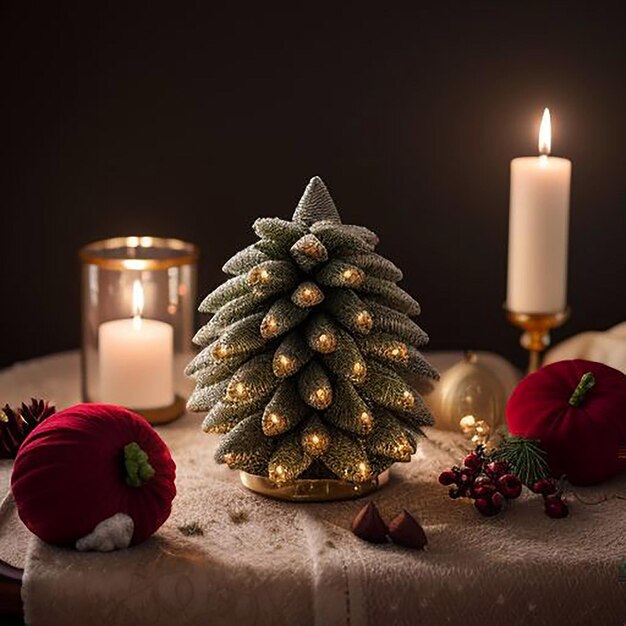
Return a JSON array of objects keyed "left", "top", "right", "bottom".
[
  {"left": 351, "top": 502, "right": 389, "bottom": 544},
  {"left": 388, "top": 509, "right": 428, "bottom": 550}
]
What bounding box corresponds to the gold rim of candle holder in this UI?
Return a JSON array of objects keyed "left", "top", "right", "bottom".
[
  {"left": 79, "top": 236, "right": 199, "bottom": 271},
  {"left": 239, "top": 470, "right": 390, "bottom": 502},
  {"left": 134, "top": 395, "right": 187, "bottom": 425},
  {"left": 82, "top": 394, "right": 186, "bottom": 425},
  {"left": 504, "top": 306, "right": 570, "bottom": 373}
]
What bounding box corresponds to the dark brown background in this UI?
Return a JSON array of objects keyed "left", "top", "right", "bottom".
[{"left": 2, "top": 2, "right": 625, "bottom": 369}]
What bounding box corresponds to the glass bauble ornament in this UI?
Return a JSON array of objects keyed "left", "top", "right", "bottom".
[{"left": 426, "top": 352, "right": 516, "bottom": 442}]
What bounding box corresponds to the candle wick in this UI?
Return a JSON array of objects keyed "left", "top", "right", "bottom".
[{"left": 133, "top": 314, "right": 142, "bottom": 330}]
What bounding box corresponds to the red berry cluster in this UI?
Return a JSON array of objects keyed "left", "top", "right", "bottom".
[
  {"left": 438, "top": 447, "right": 522, "bottom": 517},
  {"left": 530, "top": 478, "right": 569, "bottom": 518}
]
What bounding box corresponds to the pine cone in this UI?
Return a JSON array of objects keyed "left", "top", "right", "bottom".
[
  {"left": 186, "top": 177, "right": 438, "bottom": 484},
  {"left": 0, "top": 398, "right": 56, "bottom": 459}
]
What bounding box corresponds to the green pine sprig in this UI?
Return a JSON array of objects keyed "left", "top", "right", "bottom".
[{"left": 490, "top": 436, "right": 549, "bottom": 488}]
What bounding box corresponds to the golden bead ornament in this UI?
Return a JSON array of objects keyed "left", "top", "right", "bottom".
[
  {"left": 386, "top": 342, "right": 409, "bottom": 363},
  {"left": 270, "top": 464, "right": 287, "bottom": 484},
  {"left": 302, "top": 242, "right": 320, "bottom": 256},
  {"left": 267, "top": 436, "right": 312, "bottom": 486},
  {"left": 350, "top": 361, "right": 367, "bottom": 383},
  {"left": 260, "top": 315, "right": 280, "bottom": 339},
  {"left": 401, "top": 390, "right": 416, "bottom": 410},
  {"left": 248, "top": 266, "right": 272, "bottom": 286},
  {"left": 300, "top": 416, "right": 330, "bottom": 457},
  {"left": 226, "top": 380, "right": 248, "bottom": 403},
  {"left": 262, "top": 412, "right": 287, "bottom": 436},
  {"left": 359, "top": 411, "right": 373, "bottom": 430},
  {"left": 302, "top": 431, "right": 330, "bottom": 457},
  {"left": 355, "top": 310, "right": 373, "bottom": 331},
  {"left": 342, "top": 267, "right": 361, "bottom": 284},
  {"left": 290, "top": 233, "right": 329, "bottom": 271},
  {"left": 356, "top": 461, "right": 371, "bottom": 479},
  {"left": 212, "top": 343, "right": 231, "bottom": 360},
  {"left": 292, "top": 281, "right": 325, "bottom": 307},
  {"left": 314, "top": 332, "right": 337, "bottom": 353},
  {"left": 301, "top": 240, "right": 326, "bottom": 259},
  {"left": 311, "top": 386, "right": 333, "bottom": 409},
  {"left": 273, "top": 353, "right": 296, "bottom": 377},
  {"left": 395, "top": 437, "right": 413, "bottom": 460}
]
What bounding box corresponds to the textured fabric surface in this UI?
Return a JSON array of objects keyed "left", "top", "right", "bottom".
[
  {"left": 0, "top": 351, "right": 625, "bottom": 626},
  {"left": 545, "top": 322, "right": 626, "bottom": 374}
]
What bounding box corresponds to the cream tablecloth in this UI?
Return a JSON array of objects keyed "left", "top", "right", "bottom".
[{"left": 0, "top": 352, "right": 625, "bottom": 626}]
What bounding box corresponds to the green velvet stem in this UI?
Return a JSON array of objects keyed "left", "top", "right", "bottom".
[
  {"left": 569, "top": 372, "right": 595, "bottom": 406},
  {"left": 124, "top": 442, "right": 155, "bottom": 487}
]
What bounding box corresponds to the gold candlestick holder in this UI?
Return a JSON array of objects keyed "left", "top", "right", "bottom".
[{"left": 505, "top": 307, "right": 570, "bottom": 374}]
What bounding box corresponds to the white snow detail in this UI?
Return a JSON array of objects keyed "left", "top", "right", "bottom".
[{"left": 75, "top": 513, "right": 134, "bottom": 552}]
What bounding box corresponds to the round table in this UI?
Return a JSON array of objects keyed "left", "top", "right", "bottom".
[{"left": 1, "top": 352, "right": 625, "bottom": 626}]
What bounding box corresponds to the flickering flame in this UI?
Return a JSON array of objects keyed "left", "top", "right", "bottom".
[
  {"left": 538, "top": 107, "right": 551, "bottom": 155},
  {"left": 132, "top": 280, "right": 144, "bottom": 329},
  {"left": 311, "top": 434, "right": 320, "bottom": 444}
]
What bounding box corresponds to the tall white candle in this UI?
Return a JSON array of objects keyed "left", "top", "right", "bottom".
[
  {"left": 99, "top": 281, "right": 174, "bottom": 409},
  {"left": 507, "top": 108, "right": 572, "bottom": 313}
]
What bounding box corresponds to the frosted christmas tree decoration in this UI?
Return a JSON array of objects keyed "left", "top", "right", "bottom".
[{"left": 186, "top": 177, "right": 438, "bottom": 494}]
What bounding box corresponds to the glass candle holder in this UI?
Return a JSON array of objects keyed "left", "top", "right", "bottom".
[{"left": 80, "top": 236, "right": 198, "bottom": 424}]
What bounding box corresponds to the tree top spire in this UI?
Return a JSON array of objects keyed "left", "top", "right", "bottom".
[{"left": 292, "top": 176, "right": 342, "bottom": 225}]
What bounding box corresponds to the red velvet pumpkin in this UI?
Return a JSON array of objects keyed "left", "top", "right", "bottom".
[
  {"left": 11, "top": 403, "right": 176, "bottom": 546},
  {"left": 506, "top": 359, "right": 626, "bottom": 485}
]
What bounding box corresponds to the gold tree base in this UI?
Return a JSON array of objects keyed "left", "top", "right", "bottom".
[
  {"left": 505, "top": 308, "right": 570, "bottom": 373},
  {"left": 240, "top": 470, "right": 390, "bottom": 502}
]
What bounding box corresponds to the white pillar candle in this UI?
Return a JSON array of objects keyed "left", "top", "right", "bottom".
[
  {"left": 99, "top": 281, "right": 174, "bottom": 409},
  {"left": 506, "top": 108, "right": 572, "bottom": 313}
]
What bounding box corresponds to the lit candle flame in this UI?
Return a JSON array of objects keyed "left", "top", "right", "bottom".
[
  {"left": 132, "top": 280, "right": 144, "bottom": 328},
  {"left": 538, "top": 107, "right": 551, "bottom": 156}
]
